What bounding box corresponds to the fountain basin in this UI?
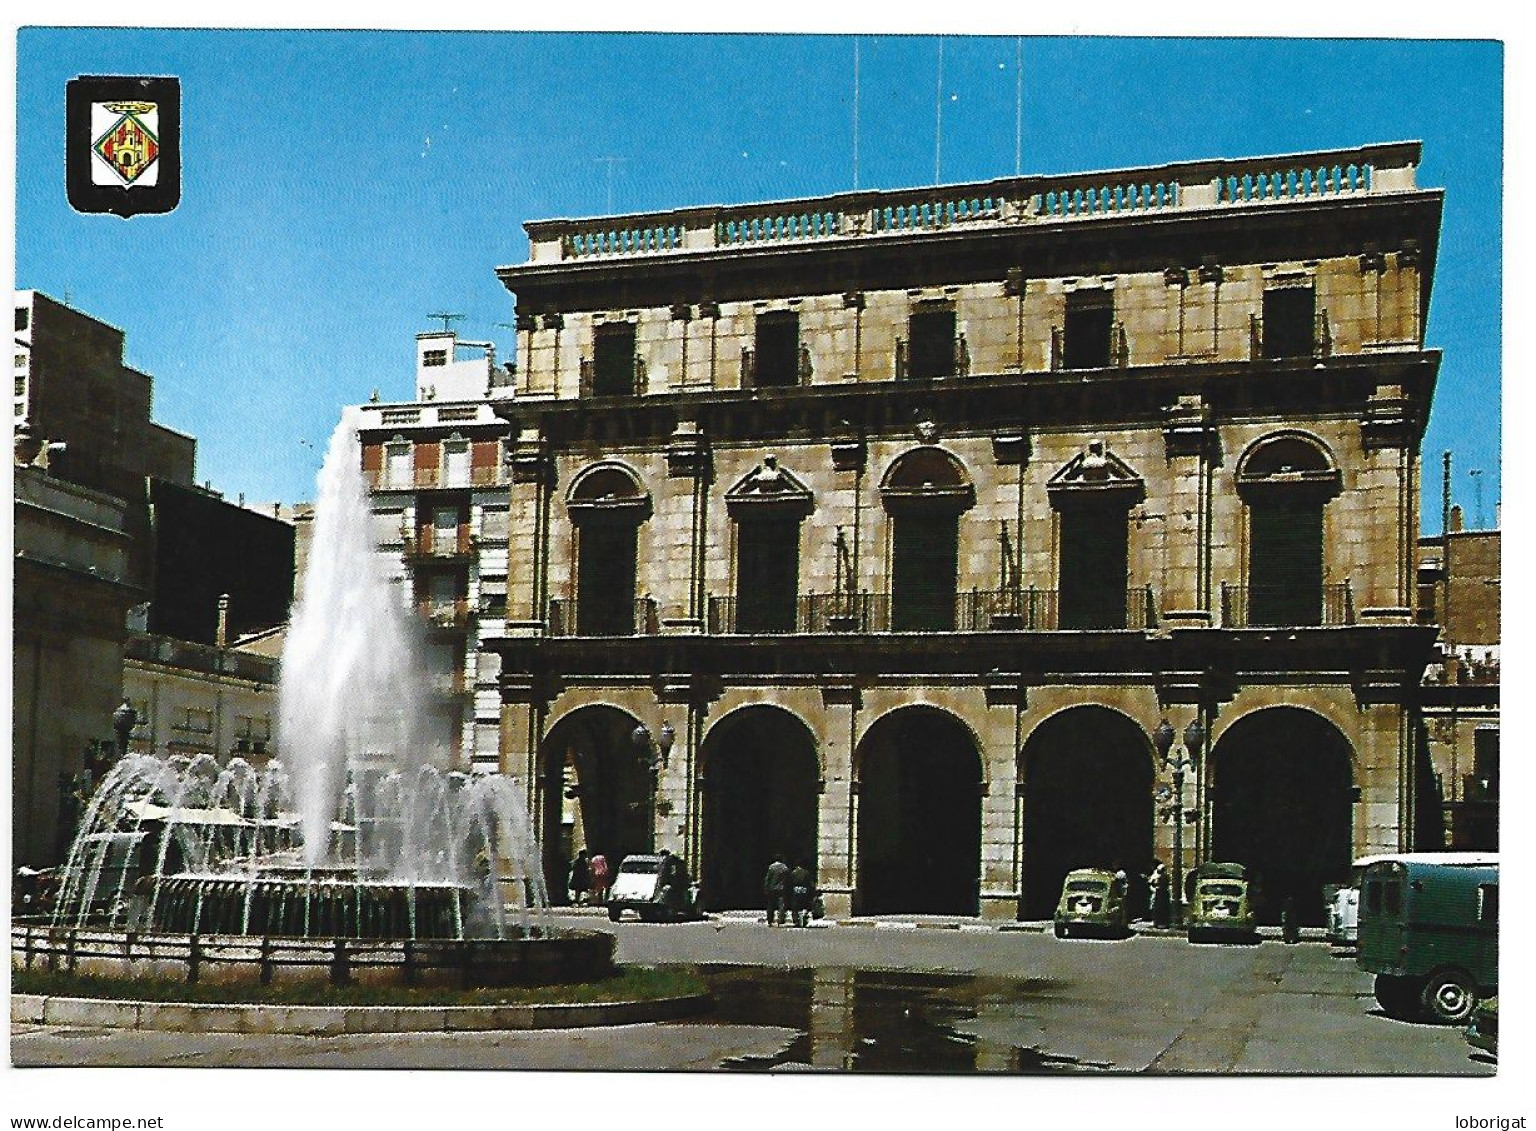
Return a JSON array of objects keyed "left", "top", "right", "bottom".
[{"left": 11, "top": 923, "right": 615, "bottom": 990}]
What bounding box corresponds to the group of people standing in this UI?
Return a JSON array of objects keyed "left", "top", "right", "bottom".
[
  {"left": 763, "top": 856, "right": 818, "bottom": 927},
  {"left": 567, "top": 849, "right": 611, "bottom": 906}
]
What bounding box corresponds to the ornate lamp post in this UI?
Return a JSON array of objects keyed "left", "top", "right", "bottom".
[
  {"left": 631, "top": 721, "right": 675, "bottom": 847},
  {"left": 112, "top": 699, "right": 139, "bottom": 761},
  {"left": 1153, "top": 716, "right": 1204, "bottom": 927}
]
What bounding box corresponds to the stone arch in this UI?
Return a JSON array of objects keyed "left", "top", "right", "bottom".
[
  {"left": 698, "top": 705, "right": 821, "bottom": 911},
  {"left": 537, "top": 703, "right": 653, "bottom": 902},
  {"left": 855, "top": 705, "right": 983, "bottom": 915},
  {"left": 1210, "top": 706, "right": 1355, "bottom": 924},
  {"left": 1017, "top": 705, "right": 1156, "bottom": 920}
]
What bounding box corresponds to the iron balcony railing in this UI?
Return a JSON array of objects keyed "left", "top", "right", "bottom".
[
  {"left": 402, "top": 530, "right": 473, "bottom": 561},
  {"left": 546, "top": 597, "right": 660, "bottom": 638},
  {"left": 1249, "top": 310, "right": 1333, "bottom": 361},
  {"left": 578, "top": 356, "right": 647, "bottom": 398},
  {"left": 705, "top": 586, "right": 1156, "bottom": 635},
  {"left": 416, "top": 598, "right": 475, "bottom": 631},
  {"left": 1220, "top": 582, "right": 1354, "bottom": 627}
]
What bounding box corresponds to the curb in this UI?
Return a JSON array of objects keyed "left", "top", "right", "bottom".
[{"left": 11, "top": 992, "right": 711, "bottom": 1035}]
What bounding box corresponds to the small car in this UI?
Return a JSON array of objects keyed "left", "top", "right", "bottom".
[
  {"left": 606, "top": 853, "right": 702, "bottom": 923},
  {"left": 1053, "top": 868, "right": 1130, "bottom": 938},
  {"left": 1187, "top": 862, "right": 1258, "bottom": 942}
]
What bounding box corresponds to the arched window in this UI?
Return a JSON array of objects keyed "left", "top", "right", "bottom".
[
  {"left": 881, "top": 448, "right": 974, "bottom": 631},
  {"left": 1236, "top": 434, "right": 1341, "bottom": 627},
  {"left": 567, "top": 464, "right": 650, "bottom": 635},
  {"left": 1047, "top": 441, "right": 1145, "bottom": 629}
]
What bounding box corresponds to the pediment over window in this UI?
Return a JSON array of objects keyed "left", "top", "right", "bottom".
[
  {"left": 1047, "top": 440, "right": 1145, "bottom": 505},
  {"left": 725, "top": 455, "right": 814, "bottom": 519}
]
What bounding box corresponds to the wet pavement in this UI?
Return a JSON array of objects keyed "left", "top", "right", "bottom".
[{"left": 11, "top": 920, "right": 1492, "bottom": 1075}]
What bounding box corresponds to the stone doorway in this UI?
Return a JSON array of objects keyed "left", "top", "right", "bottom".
[
  {"left": 1018, "top": 706, "right": 1154, "bottom": 920},
  {"left": 856, "top": 707, "right": 982, "bottom": 916},
  {"left": 699, "top": 706, "right": 819, "bottom": 911},
  {"left": 1211, "top": 707, "right": 1355, "bottom": 924}
]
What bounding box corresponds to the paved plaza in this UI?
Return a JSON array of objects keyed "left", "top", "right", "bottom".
[{"left": 11, "top": 915, "right": 1490, "bottom": 1074}]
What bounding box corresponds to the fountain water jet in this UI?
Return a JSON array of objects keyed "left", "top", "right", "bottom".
[{"left": 42, "top": 414, "right": 569, "bottom": 965}]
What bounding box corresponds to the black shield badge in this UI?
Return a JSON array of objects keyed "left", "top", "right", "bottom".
[{"left": 66, "top": 75, "right": 180, "bottom": 217}]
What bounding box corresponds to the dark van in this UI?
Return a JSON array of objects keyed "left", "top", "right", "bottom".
[{"left": 1357, "top": 855, "right": 1497, "bottom": 1024}]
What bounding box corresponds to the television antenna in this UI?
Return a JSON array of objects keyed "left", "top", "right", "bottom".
[{"left": 427, "top": 312, "right": 464, "bottom": 334}]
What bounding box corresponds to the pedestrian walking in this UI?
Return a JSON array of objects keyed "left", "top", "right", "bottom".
[
  {"left": 569, "top": 849, "right": 590, "bottom": 906},
  {"left": 763, "top": 856, "right": 790, "bottom": 926},
  {"left": 789, "top": 862, "right": 814, "bottom": 927},
  {"left": 588, "top": 852, "right": 611, "bottom": 905},
  {"left": 1282, "top": 894, "right": 1300, "bottom": 944},
  {"left": 1148, "top": 863, "right": 1168, "bottom": 926}
]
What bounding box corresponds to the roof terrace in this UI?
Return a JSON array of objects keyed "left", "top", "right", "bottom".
[{"left": 515, "top": 142, "right": 1423, "bottom": 268}]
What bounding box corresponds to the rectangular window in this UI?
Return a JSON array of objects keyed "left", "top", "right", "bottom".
[
  {"left": 906, "top": 307, "right": 957, "bottom": 380},
  {"left": 736, "top": 519, "right": 800, "bottom": 632},
  {"left": 1383, "top": 879, "right": 1402, "bottom": 918},
  {"left": 15, "top": 375, "right": 26, "bottom": 397},
  {"left": 1063, "top": 291, "right": 1114, "bottom": 369},
  {"left": 422, "top": 349, "right": 448, "bottom": 367},
  {"left": 1364, "top": 880, "right": 1382, "bottom": 916},
  {"left": 16, "top": 306, "right": 29, "bottom": 331},
  {"left": 892, "top": 513, "right": 959, "bottom": 630},
  {"left": 1059, "top": 500, "right": 1129, "bottom": 628},
  {"left": 592, "top": 324, "right": 637, "bottom": 397},
  {"left": 754, "top": 311, "right": 800, "bottom": 388},
  {"left": 1262, "top": 285, "right": 1317, "bottom": 359},
  {"left": 386, "top": 444, "right": 411, "bottom": 489},
  {"left": 444, "top": 442, "right": 470, "bottom": 487}
]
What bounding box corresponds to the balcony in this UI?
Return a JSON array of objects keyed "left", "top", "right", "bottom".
[
  {"left": 521, "top": 143, "right": 1416, "bottom": 265},
  {"left": 579, "top": 356, "right": 646, "bottom": 398},
  {"left": 417, "top": 598, "right": 475, "bottom": 631},
  {"left": 546, "top": 597, "right": 660, "bottom": 638},
  {"left": 1220, "top": 582, "right": 1354, "bottom": 628},
  {"left": 703, "top": 587, "right": 1157, "bottom": 635},
  {"left": 402, "top": 530, "right": 474, "bottom": 562}
]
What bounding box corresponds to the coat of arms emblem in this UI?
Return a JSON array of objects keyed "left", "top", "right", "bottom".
[
  {"left": 67, "top": 75, "right": 179, "bottom": 216},
  {"left": 92, "top": 101, "right": 160, "bottom": 185}
]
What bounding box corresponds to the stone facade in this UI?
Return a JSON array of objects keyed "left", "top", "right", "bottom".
[{"left": 406, "top": 143, "right": 1442, "bottom": 922}]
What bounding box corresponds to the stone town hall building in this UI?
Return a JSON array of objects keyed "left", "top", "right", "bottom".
[{"left": 360, "top": 142, "right": 1444, "bottom": 923}]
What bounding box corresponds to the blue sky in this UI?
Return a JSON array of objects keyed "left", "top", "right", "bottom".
[{"left": 16, "top": 32, "right": 1501, "bottom": 527}]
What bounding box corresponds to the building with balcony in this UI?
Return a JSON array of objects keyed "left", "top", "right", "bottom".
[
  {"left": 1417, "top": 508, "right": 1498, "bottom": 852},
  {"left": 356, "top": 332, "right": 517, "bottom": 771},
  {"left": 455, "top": 142, "right": 1441, "bottom": 923}
]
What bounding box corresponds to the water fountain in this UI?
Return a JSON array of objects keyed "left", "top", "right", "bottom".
[{"left": 20, "top": 414, "right": 611, "bottom": 988}]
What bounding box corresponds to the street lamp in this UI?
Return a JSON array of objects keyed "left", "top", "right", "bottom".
[
  {"left": 631, "top": 721, "right": 675, "bottom": 848},
  {"left": 112, "top": 699, "right": 138, "bottom": 761},
  {"left": 1153, "top": 716, "right": 1204, "bottom": 927}
]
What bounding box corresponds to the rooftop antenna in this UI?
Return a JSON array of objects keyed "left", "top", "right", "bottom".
[
  {"left": 934, "top": 37, "right": 945, "bottom": 185},
  {"left": 852, "top": 37, "right": 861, "bottom": 191},
  {"left": 1469, "top": 468, "right": 1484, "bottom": 530},
  {"left": 427, "top": 312, "right": 464, "bottom": 334},
  {"left": 594, "top": 156, "right": 627, "bottom": 214},
  {"left": 1014, "top": 37, "right": 1023, "bottom": 177},
  {"left": 1441, "top": 451, "right": 1451, "bottom": 539}
]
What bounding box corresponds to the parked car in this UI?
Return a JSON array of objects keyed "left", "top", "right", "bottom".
[
  {"left": 1358, "top": 855, "right": 1497, "bottom": 1024},
  {"left": 606, "top": 853, "right": 702, "bottom": 923},
  {"left": 1053, "top": 868, "right": 1130, "bottom": 938},
  {"left": 1186, "top": 862, "right": 1257, "bottom": 943},
  {"left": 1465, "top": 996, "right": 1497, "bottom": 1058}
]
